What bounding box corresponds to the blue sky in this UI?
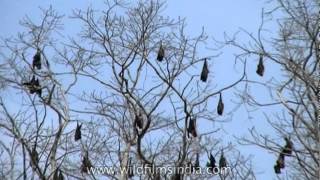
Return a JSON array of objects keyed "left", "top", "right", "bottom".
[{"left": 0, "top": 0, "right": 283, "bottom": 179}]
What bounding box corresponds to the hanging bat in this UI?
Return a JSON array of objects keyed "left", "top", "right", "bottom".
[
  {"left": 194, "top": 153, "right": 200, "bottom": 171},
  {"left": 31, "top": 146, "right": 39, "bottom": 164},
  {"left": 171, "top": 173, "right": 181, "bottom": 180},
  {"left": 217, "top": 93, "right": 224, "bottom": 115},
  {"left": 256, "top": 54, "right": 264, "bottom": 76},
  {"left": 154, "top": 173, "right": 161, "bottom": 180},
  {"left": 277, "top": 153, "right": 285, "bottom": 169},
  {"left": 23, "top": 76, "right": 42, "bottom": 96},
  {"left": 53, "top": 169, "right": 59, "bottom": 180},
  {"left": 53, "top": 169, "right": 64, "bottom": 180},
  {"left": 33, "top": 49, "right": 41, "bottom": 70},
  {"left": 23, "top": 75, "right": 36, "bottom": 94},
  {"left": 187, "top": 161, "right": 194, "bottom": 173},
  {"left": 58, "top": 170, "right": 64, "bottom": 180},
  {"left": 135, "top": 112, "right": 143, "bottom": 129},
  {"left": 187, "top": 118, "right": 197, "bottom": 137},
  {"left": 219, "top": 151, "right": 227, "bottom": 168},
  {"left": 274, "top": 164, "right": 281, "bottom": 174},
  {"left": 282, "top": 137, "right": 293, "bottom": 156},
  {"left": 74, "top": 122, "right": 82, "bottom": 141},
  {"left": 157, "top": 42, "right": 165, "bottom": 61},
  {"left": 34, "top": 78, "right": 42, "bottom": 96},
  {"left": 81, "top": 151, "right": 93, "bottom": 173},
  {"left": 128, "top": 157, "right": 134, "bottom": 178},
  {"left": 22, "top": 75, "right": 35, "bottom": 86},
  {"left": 210, "top": 153, "right": 216, "bottom": 168},
  {"left": 206, "top": 153, "right": 216, "bottom": 172},
  {"left": 200, "top": 58, "right": 209, "bottom": 82}
]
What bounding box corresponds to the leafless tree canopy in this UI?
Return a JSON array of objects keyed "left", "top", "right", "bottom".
[
  {"left": 0, "top": 0, "right": 318, "bottom": 179},
  {"left": 0, "top": 1, "right": 254, "bottom": 179},
  {"left": 221, "top": 0, "right": 319, "bottom": 179}
]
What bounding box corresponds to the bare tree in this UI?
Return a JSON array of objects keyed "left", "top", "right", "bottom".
[
  {"left": 0, "top": 0, "right": 255, "bottom": 180},
  {"left": 221, "top": 0, "right": 319, "bottom": 179}
]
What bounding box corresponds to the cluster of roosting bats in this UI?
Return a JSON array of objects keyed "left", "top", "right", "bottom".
[
  {"left": 23, "top": 43, "right": 287, "bottom": 179},
  {"left": 158, "top": 43, "right": 293, "bottom": 176},
  {"left": 160, "top": 42, "right": 228, "bottom": 179},
  {"left": 74, "top": 122, "right": 94, "bottom": 174},
  {"left": 23, "top": 49, "right": 42, "bottom": 96},
  {"left": 23, "top": 50, "right": 66, "bottom": 179}
]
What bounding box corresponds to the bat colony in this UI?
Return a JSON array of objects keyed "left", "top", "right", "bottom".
[
  {"left": 23, "top": 49, "right": 42, "bottom": 96},
  {"left": 24, "top": 44, "right": 283, "bottom": 177},
  {"left": 73, "top": 44, "right": 273, "bottom": 177}
]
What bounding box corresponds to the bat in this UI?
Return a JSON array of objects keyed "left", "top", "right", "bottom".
[
  {"left": 53, "top": 169, "right": 64, "bottom": 180},
  {"left": 200, "top": 58, "right": 209, "bottom": 82},
  {"left": 274, "top": 164, "right": 281, "bottom": 174},
  {"left": 81, "top": 151, "right": 93, "bottom": 173},
  {"left": 31, "top": 146, "right": 39, "bottom": 164},
  {"left": 23, "top": 75, "right": 42, "bottom": 96},
  {"left": 128, "top": 157, "right": 134, "bottom": 178},
  {"left": 23, "top": 75, "right": 36, "bottom": 94},
  {"left": 171, "top": 173, "right": 181, "bottom": 180},
  {"left": 74, "top": 122, "right": 82, "bottom": 141},
  {"left": 217, "top": 93, "right": 224, "bottom": 115},
  {"left": 157, "top": 42, "right": 165, "bottom": 61},
  {"left": 33, "top": 50, "right": 41, "bottom": 70},
  {"left": 58, "top": 170, "right": 64, "bottom": 180},
  {"left": 34, "top": 78, "right": 42, "bottom": 96},
  {"left": 219, "top": 151, "right": 227, "bottom": 168},
  {"left": 135, "top": 112, "right": 143, "bottom": 129},
  {"left": 277, "top": 153, "right": 285, "bottom": 169},
  {"left": 194, "top": 153, "right": 200, "bottom": 171},
  {"left": 187, "top": 118, "right": 197, "bottom": 137},
  {"left": 207, "top": 153, "right": 216, "bottom": 172},
  {"left": 282, "top": 137, "right": 293, "bottom": 156},
  {"left": 256, "top": 55, "right": 264, "bottom": 76}
]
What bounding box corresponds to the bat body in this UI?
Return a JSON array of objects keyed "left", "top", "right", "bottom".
[
  {"left": 157, "top": 43, "right": 165, "bottom": 61},
  {"left": 128, "top": 157, "right": 134, "bottom": 178},
  {"left": 23, "top": 75, "right": 42, "bottom": 96},
  {"left": 217, "top": 93, "right": 224, "bottom": 115},
  {"left": 194, "top": 153, "right": 200, "bottom": 171},
  {"left": 33, "top": 50, "right": 41, "bottom": 70},
  {"left": 75, "top": 123, "right": 82, "bottom": 141},
  {"left": 81, "top": 151, "right": 93, "bottom": 173},
  {"left": 282, "top": 137, "right": 293, "bottom": 156},
  {"left": 200, "top": 59, "right": 209, "bottom": 82},
  {"left": 207, "top": 153, "right": 216, "bottom": 172},
  {"left": 256, "top": 55, "right": 264, "bottom": 76},
  {"left": 187, "top": 118, "right": 197, "bottom": 137},
  {"left": 274, "top": 164, "right": 281, "bottom": 174},
  {"left": 31, "top": 147, "right": 39, "bottom": 164},
  {"left": 219, "top": 151, "right": 227, "bottom": 168},
  {"left": 135, "top": 112, "right": 143, "bottom": 129},
  {"left": 53, "top": 169, "right": 64, "bottom": 180}
]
